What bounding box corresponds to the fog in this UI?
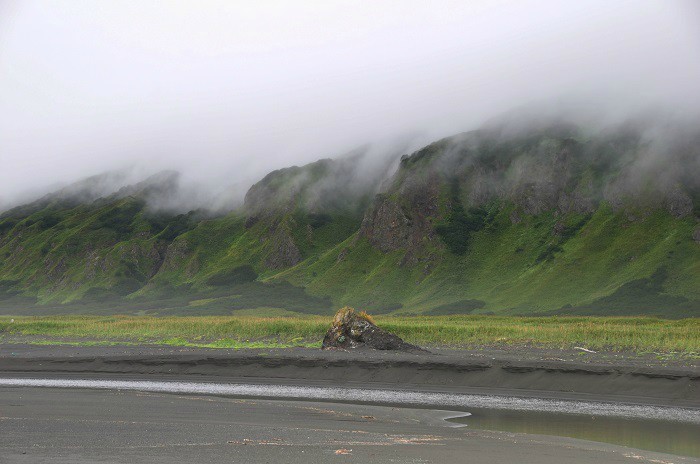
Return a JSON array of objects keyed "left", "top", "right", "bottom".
[{"left": 1, "top": 0, "right": 699, "bottom": 212}]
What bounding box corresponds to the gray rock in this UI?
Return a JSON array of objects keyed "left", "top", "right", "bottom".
[
  {"left": 359, "top": 196, "right": 411, "bottom": 252},
  {"left": 264, "top": 228, "right": 302, "bottom": 269},
  {"left": 360, "top": 173, "right": 441, "bottom": 261},
  {"left": 665, "top": 188, "right": 693, "bottom": 218},
  {"left": 322, "top": 308, "right": 426, "bottom": 352}
]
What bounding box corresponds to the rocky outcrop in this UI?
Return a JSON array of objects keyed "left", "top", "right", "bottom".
[
  {"left": 264, "top": 228, "right": 302, "bottom": 269},
  {"left": 359, "top": 196, "right": 410, "bottom": 252},
  {"left": 160, "top": 239, "right": 192, "bottom": 272},
  {"left": 322, "top": 307, "right": 425, "bottom": 352},
  {"left": 552, "top": 221, "right": 566, "bottom": 236},
  {"left": 43, "top": 255, "right": 68, "bottom": 285},
  {"left": 114, "top": 241, "right": 167, "bottom": 279},
  {"left": 665, "top": 188, "right": 693, "bottom": 218},
  {"left": 693, "top": 225, "right": 700, "bottom": 243},
  {"left": 359, "top": 171, "right": 442, "bottom": 264},
  {"left": 557, "top": 189, "right": 596, "bottom": 215},
  {"left": 513, "top": 181, "right": 561, "bottom": 215},
  {"left": 84, "top": 249, "right": 109, "bottom": 280}
]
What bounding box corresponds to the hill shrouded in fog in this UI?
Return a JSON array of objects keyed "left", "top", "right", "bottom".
[{"left": 1, "top": 116, "right": 699, "bottom": 317}]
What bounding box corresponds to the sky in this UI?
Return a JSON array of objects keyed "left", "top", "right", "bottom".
[{"left": 1, "top": 0, "right": 699, "bottom": 210}]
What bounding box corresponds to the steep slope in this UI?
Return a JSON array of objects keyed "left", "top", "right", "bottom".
[
  {"left": 276, "top": 119, "right": 700, "bottom": 315},
  {"left": 0, "top": 172, "right": 196, "bottom": 304},
  {"left": 0, "top": 152, "right": 392, "bottom": 314},
  {"left": 0, "top": 118, "right": 698, "bottom": 316}
]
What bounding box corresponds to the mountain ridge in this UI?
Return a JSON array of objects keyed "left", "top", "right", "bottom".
[{"left": 1, "top": 117, "right": 698, "bottom": 316}]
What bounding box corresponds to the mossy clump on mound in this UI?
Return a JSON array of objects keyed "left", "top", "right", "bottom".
[{"left": 321, "top": 307, "right": 425, "bottom": 352}]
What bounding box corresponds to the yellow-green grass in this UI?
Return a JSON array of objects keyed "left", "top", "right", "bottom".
[{"left": 0, "top": 315, "right": 698, "bottom": 354}]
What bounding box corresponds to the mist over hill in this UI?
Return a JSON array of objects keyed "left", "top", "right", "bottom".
[
  {"left": 1, "top": 113, "right": 698, "bottom": 317},
  {"left": 3, "top": 1, "right": 700, "bottom": 212}
]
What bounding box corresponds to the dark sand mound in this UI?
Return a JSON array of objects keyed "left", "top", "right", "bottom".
[
  {"left": 322, "top": 307, "right": 426, "bottom": 352},
  {"left": 1, "top": 344, "right": 698, "bottom": 405}
]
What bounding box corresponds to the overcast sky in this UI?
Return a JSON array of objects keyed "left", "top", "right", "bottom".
[{"left": 1, "top": 0, "right": 699, "bottom": 209}]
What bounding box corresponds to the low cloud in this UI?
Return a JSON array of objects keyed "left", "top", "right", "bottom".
[{"left": 1, "top": 1, "right": 699, "bottom": 212}]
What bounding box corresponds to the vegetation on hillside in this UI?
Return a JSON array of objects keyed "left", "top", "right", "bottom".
[{"left": 0, "top": 119, "right": 698, "bottom": 317}]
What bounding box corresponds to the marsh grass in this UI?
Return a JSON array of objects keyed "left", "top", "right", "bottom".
[{"left": 0, "top": 315, "right": 698, "bottom": 353}]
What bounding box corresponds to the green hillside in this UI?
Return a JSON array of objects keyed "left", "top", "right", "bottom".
[{"left": 1, "top": 119, "right": 699, "bottom": 316}]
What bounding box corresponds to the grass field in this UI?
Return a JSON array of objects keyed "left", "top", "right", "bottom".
[{"left": 1, "top": 315, "right": 698, "bottom": 354}]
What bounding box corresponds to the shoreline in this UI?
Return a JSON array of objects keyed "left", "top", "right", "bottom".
[
  {"left": 1, "top": 344, "right": 698, "bottom": 408},
  {"left": 5, "top": 387, "right": 698, "bottom": 464},
  {"left": 3, "top": 377, "right": 698, "bottom": 424},
  {"left": 3, "top": 343, "right": 699, "bottom": 462}
]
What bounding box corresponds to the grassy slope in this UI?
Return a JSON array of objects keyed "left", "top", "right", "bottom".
[
  {"left": 1, "top": 126, "right": 698, "bottom": 316},
  {"left": 267, "top": 127, "right": 700, "bottom": 316},
  {"left": 276, "top": 206, "right": 699, "bottom": 315},
  {"left": 1, "top": 196, "right": 697, "bottom": 316}
]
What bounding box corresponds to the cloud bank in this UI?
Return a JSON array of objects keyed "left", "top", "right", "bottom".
[{"left": 1, "top": 0, "right": 699, "bottom": 211}]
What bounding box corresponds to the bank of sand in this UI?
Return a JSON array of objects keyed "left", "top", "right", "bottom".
[
  {"left": 0, "top": 344, "right": 697, "bottom": 406},
  {"left": 1, "top": 344, "right": 698, "bottom": 463}
]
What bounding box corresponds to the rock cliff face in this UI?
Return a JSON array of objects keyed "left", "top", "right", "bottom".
[
  {"left": 666, "top": 188, "right": 694, "bottom": 218},
  {"left": 264, "top": 226, "right": 302, "bottom": 269},
  {"left": 242, "top": 153, "right": 393, "bottom": 270},
  {"left": 359, "top": 196, "right": 411, "bottom": 253},
  {"left": 159, "top": 239, "right": 192, "bottom": 273},
  {"left": 356, "top": 120, "right": 700, "bottom": 261},
  {"left": 359, "top": 166, "right": 443, "bottom": 266}
]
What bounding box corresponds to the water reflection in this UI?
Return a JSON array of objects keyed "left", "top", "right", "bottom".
[{"left": 450, "top": 408, "right": 700, "bottom": 458}]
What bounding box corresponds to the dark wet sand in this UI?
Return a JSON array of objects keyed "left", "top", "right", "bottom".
[
  {"left": 3, "top": 386, "right": 698, "bottom": 464},
  {"left": 1, "top": 344, "right": 698, "bottom": 406},
  {"left": 1, "top": 344, "right": 699, "bottom": 462}
]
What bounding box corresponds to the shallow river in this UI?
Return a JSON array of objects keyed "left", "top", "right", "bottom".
[
  {"left": 2, "top": 377, "right": 698, "bottom": 458},
  {"left": 449, "top": 407, "right": 700, "bottom": 458}
]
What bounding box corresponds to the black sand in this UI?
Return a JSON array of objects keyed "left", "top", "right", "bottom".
[
  {"left": 3, "top": 386, "right": 699, "bottom": 464},
  {"left": 1, "top": 344, "right": 697, "bottom": 406},
  {"left": 1, "top": 344, "right": 699, "bottom": 463}
]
